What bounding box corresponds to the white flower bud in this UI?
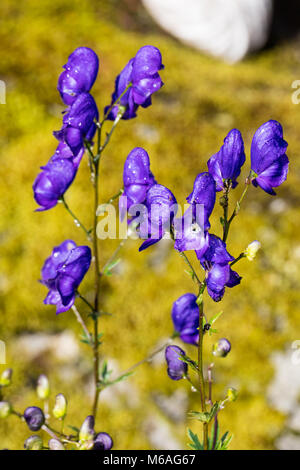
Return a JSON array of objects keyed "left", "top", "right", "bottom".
[
  {"left": 36, "top": 374, "right": 50, "bottom": 400},
  {"left": 0, "top": 401, "right": 12, "bottom": 418},
  {"left": 245, "top": 240, "right": 261, "bottom": 261},
  {"left": 52, "top": 394, "right": 67, "bottom": 420}
]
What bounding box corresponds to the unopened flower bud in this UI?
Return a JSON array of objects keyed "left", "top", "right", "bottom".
[
  {"left": 48, "top": 438, "right": 65, "bottom": 450},
  {"left": 0, "top": 401, "right": 12, "bottom": 418},
  {"left": 36, "top": 375, "right": 50, "bottom": 400},
  {"left": 245, "top": 240, "right": 261, "bottom": 261},
  {"left": 79, "top": 415, "right": 95, "bottom": 442},
  {"left": 24, "top": 406, "right": 45, "bottom": 431},
  {"left": 79, "top": 440, "right": 94, "bottom": 450},
  {"left": 213, "top": 338, "right": 231, "bottom": 358},
  {"left": 52, "top": 394, "right": 67, "bottom": 419},
  {"left": 227, "top": 387, "right": 238, "bottom": 402},
  {"left": 0, "top": 368, "right": 13, "bottom": 387},
  {"left": 24, "top": 435, "right": 43, "bottom": 450},
  {"left": 93, "top": 432, "right": 113, "bottom": 450}
]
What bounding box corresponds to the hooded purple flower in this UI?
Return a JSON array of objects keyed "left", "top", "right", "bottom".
[
  {"left": 186, "top": 173, "right": 216, "bottom": 231},
  {"left": 172, "top": 293, "right": 199, "bottom": 345},
  {"left": 54, "top": 93, "right": 98, "bottom": 155},
  {"left": 174, "top": 205, "right": 209, "bottom": 257},
  {"left": 139, "top": 184, "right": 177, "bottom": 251},
  {"left": 207, "top": 129, "right": 245, "bottom": 191},
  {"left": 122, "top": 147, "right": 156, "bottom": 213},
  {"left": 165, "top": 345, "right": 188, "bottom": 381},
  {"left": 41, "top": 240, "right": 91, "bottom": 314},
  {"left": 93, "top": 433, "right": 113, "bottom": 450},
  {"left": 198, "top": 234, "right": 241, "bottom": 302},
  {"left": 105, "top": 45, "right": 164, "bottom": 120},
  {"left": 33, "top": 143, "right": 84, "bottom": 211},
  {"left": 251, "top": 120, "right": 289, "bottom": 195},
  {"left": 58, "top": 47, "right": 99, "bottom": 105}
]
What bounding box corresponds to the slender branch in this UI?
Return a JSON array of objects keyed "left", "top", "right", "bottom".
[
  {"left": 97, "top": 113, "right": 123, "bottom": 159},
  {"left": 102, "top": 239, "right": 127, "bottom": 275},
  {"left": 112, "top": 338, "right": 173, "bottom": 381},
  {"left": 76, "top": 291, "right": 95, "bottom": 313},
  {"left": 196, "top": 294, "right": 208, "bottom": 450},
  {"left": 230, "top": 252, "right": 245, "bottom": 267},
  {"left": 101, "top": 82, "right": 132, "bottom": 125},
  {"left": 92, "top": 160, "right": 101, "bottom": 419},
  {"left": 60, "top": 196, "right": 92, "bottom": 241},
  {"left": 178, "top": 251, "right": 203, "bottom": 287},
  {"left": 221, "top": 182, "right": 231, "bottom": 242},
  {"left": 223, "top": 175, "right": 251, "bottom": 242},
  {"left": 71, "top": 304, "right": 93, "bottom": 345}
]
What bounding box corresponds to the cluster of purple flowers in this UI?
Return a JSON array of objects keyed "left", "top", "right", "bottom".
[
  {"left": 120, "top": 123, "right": 289, "bottom": 380},
  {"left": 33, "top": 48, "right": 99, "bottom": 211},
  {"left": 34, "top": 46, "right": 164, "bottom": 315}
]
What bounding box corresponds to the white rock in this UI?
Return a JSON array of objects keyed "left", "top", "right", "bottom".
[{"left": 142, "top": 0, "right": 272, "bottom": 63}]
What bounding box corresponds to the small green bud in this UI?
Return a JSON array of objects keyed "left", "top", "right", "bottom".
[
  {"left": 0, "top": 368, "right": 13, "bottom": 387},
  {"left": 227, "top": 387, "right": 238, "bottom": 402},
  {"left": 0, "top": 401, "right": 12, "bottom": 418},
  {"left": 24, "top": 435, "right": 43, "bottom": 450},
  {"left": 48, "top": 438, "right": 65, "bottom": 450},
  {"left": 79, "top": 415, "right": 95, "bottom": 442},
  {"left": 52, "top": 393, "right": 67, "bottom": 419},
  {"left": 36, "top": 374, "right": 50, "bottom": 400}
]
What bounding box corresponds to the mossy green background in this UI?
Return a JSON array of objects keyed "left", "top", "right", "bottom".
[{"left": 0, "top": 0, "right": 300, "bottom": 450}]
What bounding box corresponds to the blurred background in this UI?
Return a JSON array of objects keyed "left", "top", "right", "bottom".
[{"left": 1, "top": 0, "right": 300, "bottom": 450}]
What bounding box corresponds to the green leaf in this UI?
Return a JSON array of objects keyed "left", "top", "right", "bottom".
[
  {"left": 189, "top": 402, "right": 220, "bottom": 424},
  {"left": 103, "top": 258, "right": 121, "bottom": 276},
  {"left": 187, "top": 428, "right": 203, "bottom": 450},
  {"left": 215, "top": 431, "right": 233, "bottom": 450},
  {"left": 189, "top": 411, "right": 211, "bottom": 423},
  {"left": 110, "top": 371, "right": 134, "bottom": 384},
  {"left": 209, "top": 310, "right": 223, "bottom": 326}
]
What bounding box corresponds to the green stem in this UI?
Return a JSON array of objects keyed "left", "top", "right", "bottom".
[
  {"left": 196, "top": 295, "right": 208, "bottom": 450},
  {"left": 60, "top": 196, "right": 92, "bottom": 241},
  {"left": 230, "top": 252, "right": 246, "bottom": 267},
  {"left": 178, "top": 251, "right": 203, "bottom": 287},
  {"left": 92, "top": 160, "right": 101, "bottom": 420},
  {"left": 223, "top": 177, "right": 251, "bottom": 242},
  {"left": 101, "top": 82, "right": 132, "bottom": 124},
  {"left": 71, "top": 304, "right": 93, "bottom": 345}
]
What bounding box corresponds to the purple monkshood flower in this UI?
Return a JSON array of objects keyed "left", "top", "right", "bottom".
[
  {"left": 186, "top": 172, "right": 216, "bottom": 231},
  {"left": 54, "top": 92, "right": 99, "bottom": 155},
  {"left": 198, "top": 234, "right": 241, "bottom": 302},
  {"left": 172, "top": 293, "right": 199, "bottom": 345},
  {"left": 105, "top": 46, "right": 164, "bottom": 120},
  {"left": 174, "top": 205, "right": 209, "bottom": 257},
  {"left": 165, "top": 345, "right": 188, "bottom": 381},
  {"left": 251, "top": 120, "right": 289, "bottom": 195},
  {"left": 121, "top": 147, "right": 156, "bottom": 216},
  {"left": 207, "top": 129, "right": 245, "bottom": 191},
  {"left": 33, "top": 143, "right": 84, "bottom": 211},
  {"left": 58, "top": 47, "right": 99, "bottom": 106},
  {"left": 139, "top": 184, "right": 177, "bottom": 251},
  {"left": 41, "top": 240, "right": 91, "bottom": 314},
  {"left": 93, "top": 433, "right": 114, "bottom": 450}
]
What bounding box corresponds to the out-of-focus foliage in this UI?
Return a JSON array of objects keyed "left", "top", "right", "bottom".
[{"left": 0, "top": 0, "right": 300, "bottom": 450}]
